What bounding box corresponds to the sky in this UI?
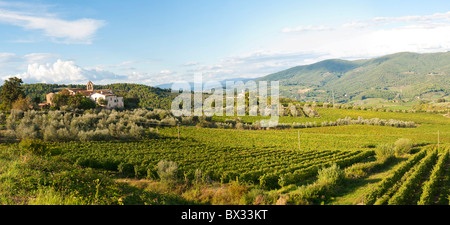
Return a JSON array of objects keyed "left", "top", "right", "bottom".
[{"left": 2, "top": 0, "right": 450, "bottom": 86}]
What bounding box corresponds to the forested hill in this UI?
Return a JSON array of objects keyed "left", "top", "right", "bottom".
[
  {"left": 20, "top": 83, "right": 176, "bottom": 109},
  {"left": 257, "top": 51, "right": 450, "bottom": 103}
]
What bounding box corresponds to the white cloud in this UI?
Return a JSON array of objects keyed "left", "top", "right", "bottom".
[
  {"left": 281, "top": 25, "right": 332, "bottom": 33},
  {"left": 159, "top": 69, "right": 173, "bottom": 74},
  {"left": 1, "top": 58, "right": 177, "bottom": 86},
  {"left": 0, "top": 52, "right": 59, "bottom": 75},
  {"left": 183, "top": 61, "right": 199, "bottom": 67},
  {"left": 87, "top": 60, "right": 138, "bottom": 72},
  {"left": 2, "top": 59, "right": 128, "bottom": 84},
  {"left": 341, "top": 21, "right": 370, "bottom": 29},
  {"left": 0, "top": 52, "right": 20, "bottom": 63},
  {"left": 179, "top": 50, "right": 325, "bottom": 83},
  {"left": 277, "top": 11, "right": 450, "bottom": 60},
  {"left": 0, "top": 52, "right": 58, "bottom": 64},
  {"left": 285, "top": 11, "right": 450, "bottom": 33},
  {"left": 0, "top": 5, "right": 105, "bottom": 44},
  {"left": 15, "top": 60, "right": 85, "bottom": 83},
  {"left": 23, "top": 53, "right": 59, "bottom": 64},
  {"left": 179, "top": 11, "right": 450, "bottom": 83},
  {"left": 371, "top": 11, "right": 450, "bottom": 25}
]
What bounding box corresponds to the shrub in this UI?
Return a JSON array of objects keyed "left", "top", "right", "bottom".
[
  {"left": 240, "top": 188, "right": 266, "bottom": 205},
  {"left": 43, "top": 125, "right": 58, "bottom": 142},
  {"left": 15, "top": 122, "right": 40, "bottom": 140},
  {"left": 129, "top": 123, "right": 145, "bottom": 139},
  {"left": 196, "top": 120, "right": 213, "bottom": 128},
  {"left": 19, "top": 138, "right": 48, "bottom": 155},
  {"left": 194, "top": 169, "right": 203, "bottom": 184},
  {"left": 317, "top": 163, "right": 345, "bottom": 186},
  {"left": 375, "top": 143, "right": 396, "bottom": 159},
  {"left": 181, "top": 116, "right": 194, "bottom": 125},
  {"left": 394, "top": 138, "right": 413, "bottom": 155},
  {"left": 287, "top": 183, "right": 324, "bottom": 205},
  {"left": 28, "top": 188, "right": 85, "bottom": 205},
  {"left": 12, "top": 97, "right": 31, "bottom": 111},
  {"left": 157, "top": 160, "right": 178, "bottom": 183},
  {"left": 259, "top": 173, "right": 280, "bottom": 190},
  {"left": 6, "top": 115, "right": 17, "bottom": 131},
  {"left": 303, "top": 106, "right": 319, "bottom": 117},
  {"left": 235, "top": 122, "right": 244, "bottom": 130},
  {"left": 288, "top": 103, "right": 299, "bottom": 117},
  {"left": 56, "top": 128, "right": 72, "bottom": 142},
  {"left": 78, "top": 130, "right": 95, "bottom": 142},
  {"left": 0, "top": 112, "right": 6, "bottom": 125}
]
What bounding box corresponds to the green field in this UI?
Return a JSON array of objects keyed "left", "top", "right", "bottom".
[{"left": 0, "top": 107, "right": 448, "bottom": 205}]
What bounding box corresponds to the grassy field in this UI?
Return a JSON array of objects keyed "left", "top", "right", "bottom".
[{"left": 0, "top": 106, "right": 448, "bottom": 205}]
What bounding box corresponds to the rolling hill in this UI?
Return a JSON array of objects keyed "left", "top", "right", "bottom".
[
  {"left": 19, "top": 83, "right": 176, "bottom": 110},
  {"left": 257, "top": 52, "right": 450, "bottom": 104}
]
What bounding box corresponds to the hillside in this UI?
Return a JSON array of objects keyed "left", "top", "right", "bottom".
[
  {"left": 257, "top": 52, "right": 450, "bottom": 104},
  {"left": 19, "top": 83, "right": 176, "bottom": 109}
]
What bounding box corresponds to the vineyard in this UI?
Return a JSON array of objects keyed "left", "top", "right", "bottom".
[
  {"left": 0, "top": 106, "right": 449, "bottom": 205},
  {"left": 364, "top": 146, "right": 449, "bottom": 205},
  {"left": 51, "top": 139, "right": 374, "bottom": 189}
]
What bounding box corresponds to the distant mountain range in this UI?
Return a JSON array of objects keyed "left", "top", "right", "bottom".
[
  {"left": 257, "top": 51, "right": 450, "bottom": 103},
  {"left": 157, "top": 52, "right": 450, "bottom": 104},
  {"left": 16, "top": 52, "right": 450, "bottom": 109},
  {"left": 156, "top": 78, "right": 254, "bottom": 91}
]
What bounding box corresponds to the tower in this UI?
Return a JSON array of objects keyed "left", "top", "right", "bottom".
[{"left": 87, "top": 81, "right": 94, "bottom": 91}]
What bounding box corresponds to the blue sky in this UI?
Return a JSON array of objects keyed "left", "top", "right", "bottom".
[{"left": 2, "top": 0, "right": 450, "bottom": 85}]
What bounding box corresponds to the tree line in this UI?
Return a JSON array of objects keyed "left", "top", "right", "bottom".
[{"left": 0, "top": 77, "right": 176, "bottom": 111}]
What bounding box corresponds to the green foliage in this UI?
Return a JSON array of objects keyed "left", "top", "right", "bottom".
[
  {"left": 0, "top": 111, "right": 6, "bottom": 125},
  {"left": 240, "top": 188, "right": 267, "bottom": 205},
  {"left": 259, "top": 173, "right": 280, "bottom": 190},
  {"left": 345, "top": 156, "right": 395, "bottom": 179},
  {"left": 375, "top": 143, "right": 396, "bottom": 159},
  {"left": 317, "top": 163, "right": 345, "bottom": 186},
  {"left": 364, "top": 146, "right": 450, "bottom": 205},
  {"left": 19, "top": 83, "right": 176, "bottom": 110},
  {"left": 22, "top": 83, "right": 63, "bottom": 104},
  {"left": 98, "top": 97, "right": 108, "bottom": 106},
  {"left": 4, "top": 109, "right": 164, "bottom": 142},
  {"left": 214, "top": 114, "right": 417, "bottom": 130},
  {"left": 157, "top": 160, "right": 178, "bottom": 183},
  {"left": 28, "top": 188, "right": 86, "bottom": 205},
  {"left": 394, "top": 138, "right": 413, "bottom": 155},
  {"left": 258, "top": 52, "right": 450, "bottom": 103},
  {"left": 68, "top": 93, "right": 96, "bottom": 110},
  {"left": 364, "top": 148, "right": 428, "bottom": 205},
  {"left": 0, "top": 102, "right": 448, "bottom": 205},
  {"left": 80, "top": 83, "right": 175, "bottom": 109},
  {"left": 12, "top": 97, "right": 32, "bottom": 111},
  {"left": 48, "top": 132, "right": 374, "bottom": 185},
  {"left": 286, "top": 164, "right": 346, "bottom": 205},
  {"left": 52, "top": 92, "right": 96, "bottom": 110},
  {"left": 19, "top": 139, "right": 48, "bottom": 155},
  {"left": 80, "top": 96, "right": 97, "bottom": 109},
  {"left": 0, "top": 77, "right": 25, "bottom": 110},
  {"left": 388, "top": 149, "right": 438, "bottom": 205},
  {"left": 417, "top": 150, "right": 448, "bottom": 205}
]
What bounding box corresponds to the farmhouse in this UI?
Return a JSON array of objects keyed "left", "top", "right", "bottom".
[
  {"left": 89, "top": 91, "right": 124, "bottom": 109},
  {"left": 46, "top": 81, "right": 124, "bottom": 109}
]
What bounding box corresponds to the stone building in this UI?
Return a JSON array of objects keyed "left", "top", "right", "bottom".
[{"left": 45, "top": 81, "right": 124, "bottom": 109}]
